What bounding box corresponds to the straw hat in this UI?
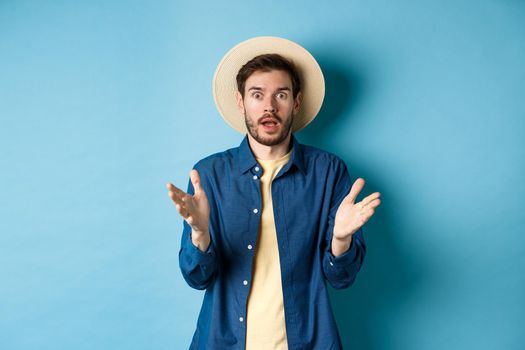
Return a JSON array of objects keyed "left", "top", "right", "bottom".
[{"left": 212, "top": 36, "right": 325, "bottom": 134}]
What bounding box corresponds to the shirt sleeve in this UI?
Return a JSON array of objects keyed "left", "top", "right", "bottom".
[
  {"left": 178, "top": 170, "right": 218, "bottom": 290},
  {"left": 322, "top": 159, "right": 367, "bottom": 290}
]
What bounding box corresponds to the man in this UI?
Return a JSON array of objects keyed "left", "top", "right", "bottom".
[{"left": 167, "top": 36, "right": 381, "bottom": 350}]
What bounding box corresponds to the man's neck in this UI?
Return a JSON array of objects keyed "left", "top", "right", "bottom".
[{"left": 247, "top": 134, "right": 292, "bottom": 160}]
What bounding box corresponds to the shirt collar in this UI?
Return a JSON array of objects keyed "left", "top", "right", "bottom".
[{"left": 237, "top": 134, "right": 306, "bottom": 175}]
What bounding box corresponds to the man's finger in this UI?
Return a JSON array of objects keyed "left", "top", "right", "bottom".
[
  {"left": 361, "top": 192, "right": 381, "bottom": 207},
  {"left": 167, "top": 183, "right": 188, "bottom": 196},
  {"left": 168, "top": 190, "right": 182, "bottom": 204},
  {"left": 167, "top": 183, "right": 192, "bottom": 210},
  {"left": 346, "top": 178, "right": 365, "bottom": 204},
  {"left": 169, "top": 191, "right": 180, "bottom": 205},
  {"left": 190, "top": 170, "right": 203, "bottom": 194},
  {"left": 364, "top": 198, "right": 381, "bottom": 210},
  {"left": 171, "top": 191, "right": 187, "bottom": 210},
  {"left": 363, "top": 209, "right": 375, "bottom": 223},
  {"left": 175, "top": 203, "right": 189, "bottom": 218}
]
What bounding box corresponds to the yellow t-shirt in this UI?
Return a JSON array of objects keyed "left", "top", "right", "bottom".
[{"left": 245, "top": 150, "right": 292, "bottom": 350}]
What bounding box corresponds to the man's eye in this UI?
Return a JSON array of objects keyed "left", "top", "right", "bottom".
[
  {"left": 252, "top": 93, "right": 262, "bottom": 99},
  {"left": 277, "top": 93, "right": 287, "bottom": 99}
]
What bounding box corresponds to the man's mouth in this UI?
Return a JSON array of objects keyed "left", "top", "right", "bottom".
[
  {"left": 260, "top": 118, "right": 280, "bottom": 133},
  {"left": 259, "top": 114, "right": 281, "bottom": 127},
  {"left": 262, "top": 120, "right": 278, "bottom": 126}
]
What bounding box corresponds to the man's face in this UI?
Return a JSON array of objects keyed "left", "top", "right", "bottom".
[{"left": 236, "top": 69, "right": 301, "bottom": 147}]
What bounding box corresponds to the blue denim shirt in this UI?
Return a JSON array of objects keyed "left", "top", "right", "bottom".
[{"left": 179, "top": 135, "right": 366, "bottom": 350}]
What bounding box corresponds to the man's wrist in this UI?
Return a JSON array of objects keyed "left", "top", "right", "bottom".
[
  {"left": 191, "top": 229, "right": 211, "bottom": 252},
  {"left": 331, "top": 235, "right": 353, "bottom": 257}
]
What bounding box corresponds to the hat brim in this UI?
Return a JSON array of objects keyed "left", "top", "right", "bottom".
[{"left": 212, "top": 36, "right": 325, "bottom": 134}]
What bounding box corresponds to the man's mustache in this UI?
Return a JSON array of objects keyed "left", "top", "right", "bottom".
[{"left": 258, "top": 113, "right": 282, "bottom": 124}]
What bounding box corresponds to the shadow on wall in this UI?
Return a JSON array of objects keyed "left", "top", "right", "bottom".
[{"left": 298, "top": 58, "right": 427, "bottom": 350}]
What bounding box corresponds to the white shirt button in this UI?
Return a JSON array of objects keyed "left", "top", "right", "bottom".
[
  {"left": 253, "top": 208, "right": 259, "bottom": 214},
  {"left": 247, "top": 244, "right": 253, "bottom": 250},
  {"left": 243, "top": 280, "right": 248, "bottom": 285},
  {"left": 329, "top": 261, "right": 334, "bottom": 266},
  {"left": 252, "top": 175, "right": 258, "bottom": 180},
  {"left": 239, "top": 317, "right": 244, "bottom": 322},
  {"left": 254, "top": 166, "right": 260, "bottom": 172}
]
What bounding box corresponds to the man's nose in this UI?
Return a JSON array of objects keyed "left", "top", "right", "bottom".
[{"left": 264, "top": 97, "right": 277, "bottom": 113}]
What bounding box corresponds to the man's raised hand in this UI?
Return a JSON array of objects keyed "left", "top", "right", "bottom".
[
  {"left": 167, "top": 170, "right": 211, "bottom": 251},
  {"left": 333, "top": 178, "right": 381, "bottom": 243}
]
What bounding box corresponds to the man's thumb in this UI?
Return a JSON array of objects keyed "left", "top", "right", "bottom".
[{"left": 190, "top": 169, "right": 203, "bottom": 193}]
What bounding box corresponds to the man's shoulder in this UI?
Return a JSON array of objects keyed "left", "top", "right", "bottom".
[
  {"left": 300, "top": 142, "right": 347, "bottom": 168},
  {"left": 192, "top": 145, "right": 238, "bottom": 172}
]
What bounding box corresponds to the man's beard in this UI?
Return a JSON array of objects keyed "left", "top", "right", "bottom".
[{"left": 244, "top": 111, "right": 294, "bottom": 147}]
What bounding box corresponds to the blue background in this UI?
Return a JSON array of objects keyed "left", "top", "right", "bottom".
[{"left": 1, "top": 1, "right": 524, "bottom": 349}]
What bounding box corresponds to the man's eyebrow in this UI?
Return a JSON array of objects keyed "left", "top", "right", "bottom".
[{"left": 247, "top": 86, "right": 291, "bottom": 92}]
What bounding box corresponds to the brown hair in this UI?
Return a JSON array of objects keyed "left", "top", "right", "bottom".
[{"left": 236, "top": 53, "right": 301, "bottom": 98}]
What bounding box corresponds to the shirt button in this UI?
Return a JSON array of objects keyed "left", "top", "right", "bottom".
[
  {"left": 239, "top": 317, "right": 244, "bottom": 322},
  {"left": 243, "top": 280, "right": 248, "bottom": 286},
  {"left": 329, "top": 261, "right": 334, "bottom": 266},
  {"left": 252, "top": 175, "right": 258, "bottom": 180},
  {"left": 253, "top": 208, "right": 259, "bottom": 214},
  {"left": 254, "top": 166, "right": 260, "bottom": 172},
  {"left": 247, "top": 244, "right": 253, "bottom": 250}
]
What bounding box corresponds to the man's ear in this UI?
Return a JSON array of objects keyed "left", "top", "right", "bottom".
[
  {"left": 293, "top": 92, "right": 302, "bottom": 115},
  {"left": 235, "top": 91, "right": 245, "bottom": 112}
]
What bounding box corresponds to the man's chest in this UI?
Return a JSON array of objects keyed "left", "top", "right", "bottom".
[{"left": 207, "top": 172, "right": 332, "bottom": 258}]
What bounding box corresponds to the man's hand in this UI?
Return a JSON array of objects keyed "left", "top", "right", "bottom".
[
  {"left": 332, "top": 178, "right": 381, "bottom": 256},
  {"left": 167, "top": 169, "right": 211, "bottom": 252}
]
